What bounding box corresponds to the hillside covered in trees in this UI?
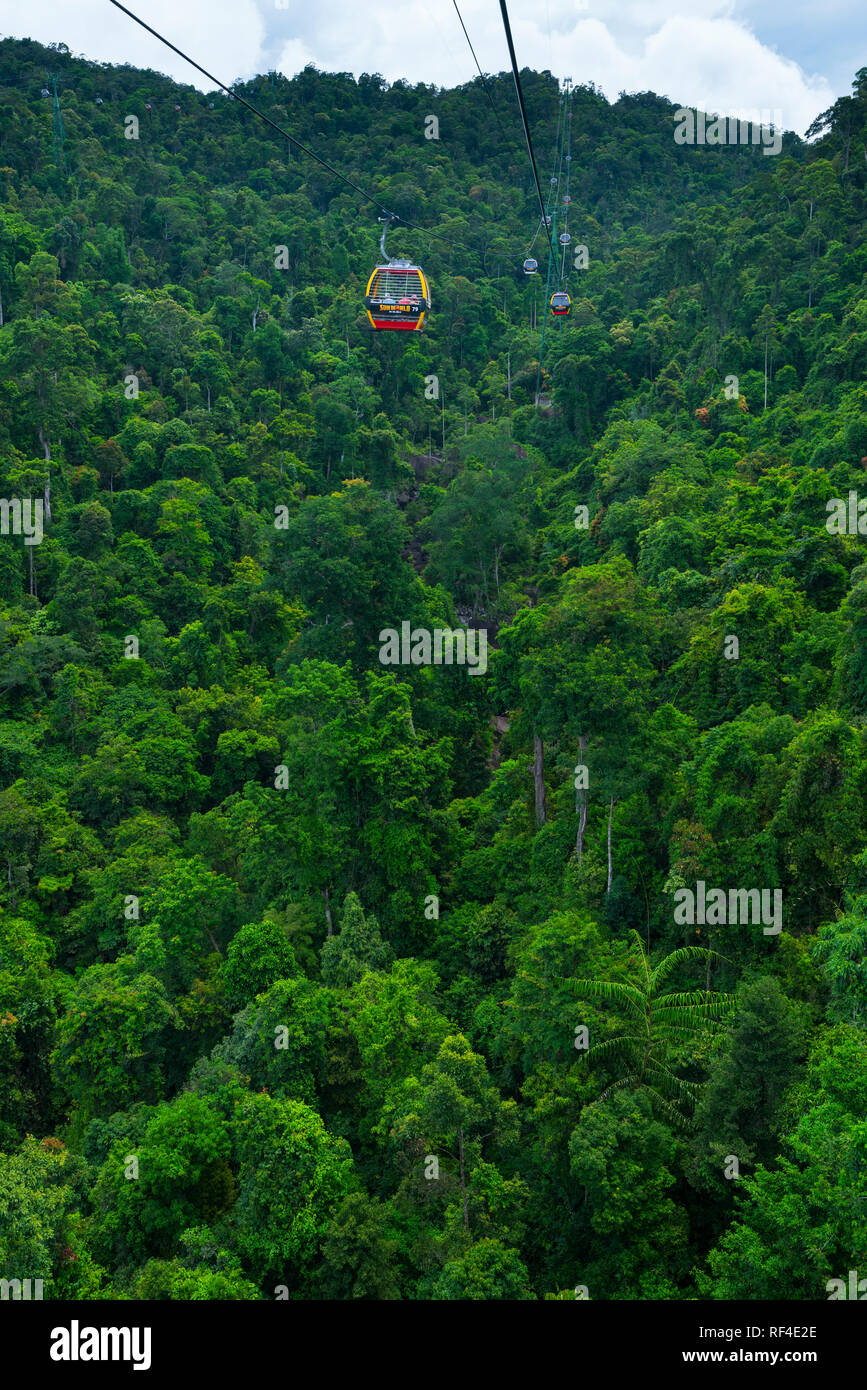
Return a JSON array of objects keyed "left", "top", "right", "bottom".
[{"left": 1, "top": 35, "right": 867, "bottom": 1301}]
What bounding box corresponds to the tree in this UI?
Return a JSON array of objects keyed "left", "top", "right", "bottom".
[
  {"left": 0, "top": 911, "right": 59, "bottom": 1143},
  {"left": 222, "top": 920, "right": 298, "bottom": 1009},
  {"left": 210, "top": 975, "right": 331, "bottom": 1105},
  {"left": 752, "top": 305, "right": 780, "bottom": 411},
  {"left": 3, "top": 253, "right": 96, "bottom": 511},
  {"left": 232, "top": 1093, "right": 356, "bottom": 1290},
  {"left": 568, "top": 930, "right": 732, "bottom": 1126},
  {"left": 689, "top": 975, "right": 807, "bottom": 1192},
  {"left": 431, "top": 1238, "right": 535, "bottom": 1300},
  {"left": 89, "top": 1092, "right": 233, "bottom": 1267},
  {"left": 131, "top": 1257, "right": 259, "bottom": 1300},
  {"left": 814, "top": 861, "right": 867, "bottom": 1024},
  {"left": 568, "top": 1086, "right": 691, "bottom": 1297},
  {"left": 656, "top": 359, "right": 686, "bottom": 430},
  {"left": 52, "top": 957, "right": 178, "bottom": 1131},
  {"left": 379, "top": 1033, "right": 518, "bottom": 1232},
  {"left": 423, "top": 429, "right": 533, "bottom": 615},
  {"left": 315, "top": 1193, "right": 402, "bottom": 1300},
  {"left": 0, "top": 1137, "right": 96, "bottom": 1298},
  {"left": 141, "top": 857, "right": 242, "bottom": 986},
  {"left": 349, "top": 959, "right": 451, "bottom": 1122},
  {"left": 700, "top": 1026, "right": 867, "bottom": 1299},
  {"left": 320, "top": 892, "right": 393, "bottom": 984},
  {"left": 493, "top": 558, "right": 658, "bottom": 875}
]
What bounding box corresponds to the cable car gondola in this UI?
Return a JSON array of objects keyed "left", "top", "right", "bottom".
[
  {"left": 365, "top": 259, "right": 430, "bottom": 331},
  {"left": 522, "top": 257, "right": 538, "bottom": 275},
  {"left": 365, "top": 217, "right": 430, "bottom": 331},
  {"left": 550, "top": 291, "right": 571, "bottom": 317}
]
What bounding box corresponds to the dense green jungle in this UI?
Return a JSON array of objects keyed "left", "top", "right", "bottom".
[{"left": 1, "top": 34, "right": 867, "bottom": 1301}]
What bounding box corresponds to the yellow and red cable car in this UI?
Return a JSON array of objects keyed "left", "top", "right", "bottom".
[{"left": 364, "top": 258, "right": 431, "bottom": 332}]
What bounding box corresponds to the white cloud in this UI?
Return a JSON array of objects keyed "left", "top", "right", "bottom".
[
  {"left": 0, "top": 0, "right": 266, "bottom": 88},
  {"left": 641, "top": 16, "right": 833, "bottom": 129},
  {"left": 274, "top": 38, "right": 314, "bottom": 77},
  {"left": 272, "top": 1, "right": 834, "bottom": 132},
  {"left": 0, "top": 0, "right": 843, "bottom": 130},
  {"left": 510, "top": 13, "right": 834, "bottom": 132}
]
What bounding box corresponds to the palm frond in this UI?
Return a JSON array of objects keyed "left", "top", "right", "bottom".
[
  {"left": 583, "top": 1035, "right": 642, "bottom": 1063},
  {"left": 567, "top": 977, "right": 646, "bottom": 1018},
  {"left": 641, "top": 1084, "right": 697, "bottom": 1131},
  {"left": 596, "top": 1074, "right": 640, "bottom": 1103},
  {"left": 654, "top": 990, "right": 733, "bottom": 1015},
  {"left": 650, "top": 944, "right": 733, "bottom": 988},
  {"left": 644, "top": 1058, "right": 701, "bottom": 1099}
]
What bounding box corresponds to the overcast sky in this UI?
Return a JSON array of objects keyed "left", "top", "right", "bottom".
[{"left": 2, "top": 0, "right": 863, "bottom": 134}]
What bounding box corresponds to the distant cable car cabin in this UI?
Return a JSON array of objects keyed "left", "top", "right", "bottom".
[
  {"left": 523, "top": 257, "right": 538, "bottom": 275},
  {"left": 364, "top": 259, "right": 430, "bottom": 331},
  {"left": 550, "top": 291, "right": 571, "bottom": 317},
  {"left": 41, "top": 88, "right": 50, "bottom": 98}
]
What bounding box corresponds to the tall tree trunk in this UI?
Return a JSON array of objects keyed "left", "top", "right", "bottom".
[
  {"left": 38, "top": 425, "right": 52, "bottom": 524},
  {"left": 576, "top": 799, "right": 588, "bottom": 863},
  {"left": 533, "top": 733, "right": 546, "bottom": 827},
  {"left": 198, "top": 909, "right": 221, "bottom": 956},
  {"left": 323, "top": 886, "right": 333, "bottom": 937},
  {"left": 606, "top": 795, "right": 615, "bottom": 893},
  {"left": 458, "top": 1125, "right": 469, "bottom": 1232},
  {"left": 575, "top": 734, "right": 588, "bottom": 863}
]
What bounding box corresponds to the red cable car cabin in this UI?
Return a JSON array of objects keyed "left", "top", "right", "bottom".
[{"left": 364, "top": 258, "right": 430, "bottom": 331}]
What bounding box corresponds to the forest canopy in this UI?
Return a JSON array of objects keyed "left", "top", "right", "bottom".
[{"left": 1, "top": 36, "right": 867, "bottom": 1301}]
